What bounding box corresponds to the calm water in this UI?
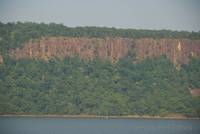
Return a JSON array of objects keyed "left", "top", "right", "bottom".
[{"left": 0, "top": 117, "right": 200, "bottom": 134}]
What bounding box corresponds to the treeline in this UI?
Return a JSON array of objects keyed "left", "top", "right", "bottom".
[
  {"left": 0, "top": 56, "right": 200, "bottom": 117},
  {"left": 0, "top": 22, "right": 200, "bottom": 54}
]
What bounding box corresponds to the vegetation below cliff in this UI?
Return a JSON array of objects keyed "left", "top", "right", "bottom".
[{"left": 0, "top": 56, "right": 200, "bottom": 117}]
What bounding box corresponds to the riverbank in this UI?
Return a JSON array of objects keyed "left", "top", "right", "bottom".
[{"left": 0, "top": 114, "right": 199, "bottom": 120}]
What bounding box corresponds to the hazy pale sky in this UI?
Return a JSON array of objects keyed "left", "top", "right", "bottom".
[{"left": 0, "top": 0, "right": 200, "bottom": 31}]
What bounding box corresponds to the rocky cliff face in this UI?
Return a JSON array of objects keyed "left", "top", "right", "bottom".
[
  {"left": 9, "top": 37, "right": 200, "bottom": 66},
  {"left": 9, "top": 37, "right": 132, "bottom": 63},
  {"left": 135, "top": 38, "right": 200, "bottom": 66}
]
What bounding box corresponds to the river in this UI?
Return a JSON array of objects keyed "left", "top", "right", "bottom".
[{"left": 0, "top": 117, "right": 199, "bottom": 134}]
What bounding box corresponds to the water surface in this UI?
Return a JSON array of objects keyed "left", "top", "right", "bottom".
[{"left": 0, "top": 117, "right": 199, "bottom": 134}]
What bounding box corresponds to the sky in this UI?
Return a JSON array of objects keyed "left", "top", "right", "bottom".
[{"left": 0, "top": 0, "right": 200, "bottom": 31}]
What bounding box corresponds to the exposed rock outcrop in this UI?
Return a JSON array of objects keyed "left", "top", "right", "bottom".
[
  {"left": 9, "top": 37, "right": 132, "bottom": 63},
  {"left": 135, "top": 38, "right": 200, "bottom": 68},
  {"left": 9, "top": 37, "right": 200, "bottom": 66}
]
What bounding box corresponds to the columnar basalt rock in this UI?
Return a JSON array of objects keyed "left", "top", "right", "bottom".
[
  {"left": 9, "top": 37, "right": 132, "bottom": 63},
  {"left": 9, "top": 37, "right": 200, "bottom": 65},
  {"left": 134, "top": 38, "right": 200, "bottom": 66}
]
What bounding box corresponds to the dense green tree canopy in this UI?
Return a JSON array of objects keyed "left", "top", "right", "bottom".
[{"left": 0, "top": 56, "right": 200, "bottom": 117}]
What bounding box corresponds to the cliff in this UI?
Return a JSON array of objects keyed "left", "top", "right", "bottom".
[{"left": 8, "top": 37, "right": 200, "bottom": 66}]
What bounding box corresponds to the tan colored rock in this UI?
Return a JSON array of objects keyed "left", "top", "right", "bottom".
[
  {"left": 135, "top": 38, "right": 200, "bottom": 66},
  {"left": 9, "top": 37, "right": 200, "bottom": 66},
  {"left": 9, "top": 37, "right": 132, "bottom": 63}
]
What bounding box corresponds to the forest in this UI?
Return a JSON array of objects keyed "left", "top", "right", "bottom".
[{"left": 0, "top": 22, "right": 200, "bottom": 117}]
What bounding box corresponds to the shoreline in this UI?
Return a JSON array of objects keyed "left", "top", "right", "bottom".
[{"left": 0, "top": 114, "right": 199, "bottom": 120}]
